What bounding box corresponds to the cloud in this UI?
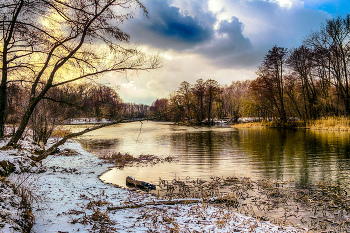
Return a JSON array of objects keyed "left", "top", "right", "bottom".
[
  {"left": 108, "top": 78, "right": 158, "bottom": 104},
  {"left": 212, "top": 0, "right": 329, "bottom": 47},
  {"left": 120, "top": 81, "right": 137, "bottom": 89},
  {"left": 104, "top": 50, "right": 257, "bottom": 105},
  {"left": 198, "top": 0, "right": 330, "bottom": 68},
  {"left": 199, "top": 17, "right": 252, "bottom": 58},
  {"left": 194, "top": 16, "right": 254, "bottom": 68},
  {"left": 123, "top": 0, "right": 216, "bottom": 50},
  {"left": 111, "top": 0, "right": 336, "bottom": 104}
]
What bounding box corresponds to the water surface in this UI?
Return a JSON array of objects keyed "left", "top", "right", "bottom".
[{"left": 73, "top": 121, "right": 350, "bottom": 190}]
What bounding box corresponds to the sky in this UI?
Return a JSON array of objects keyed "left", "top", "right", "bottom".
[{"left": 103, "top": 0, "right": 350, "bottom": 105}]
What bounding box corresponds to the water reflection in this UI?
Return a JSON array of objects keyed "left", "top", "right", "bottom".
[
  {"left": 236, "top": 129, "right": 350, "bottom": 189},
  {"left": 75, "top": 122, "right": 350, "bottom": 190},
  {"left": 77, "top": 138, "right": 119, "bottom": 154}
]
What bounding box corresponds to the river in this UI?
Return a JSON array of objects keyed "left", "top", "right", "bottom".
[{"left": 73, "top": 121, "right": 350, "bottom": 191}]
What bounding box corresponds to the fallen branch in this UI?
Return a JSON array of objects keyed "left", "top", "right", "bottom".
[
  {"left": 33, "top": 119, "right": 126, "bottom": 161},
  {"left": 34, "top": 105, "right": 185, "bottom": 161},
  {"left": 107, "top": 199, "right": 203, "bottom": 210}
]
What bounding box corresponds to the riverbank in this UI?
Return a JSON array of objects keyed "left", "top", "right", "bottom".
[
  {"left": 0, "top": 137, "right": 304, "bottom": 232},
  {"left": 152, "top": 175, "right": 350, "bottom": 232},
  {"left": 308, "top": 117, "right": 350, "bottom": 131},
  {"left": 232, "top": 117, "right": 350, "bottom": 131}
]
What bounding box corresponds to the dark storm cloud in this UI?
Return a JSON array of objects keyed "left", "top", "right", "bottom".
[
  {"left": 148, "top": 4, "right": 212, "bottom": 43},
  {"left": 123, "top": 0, "right": 216, "bottom": 50}
]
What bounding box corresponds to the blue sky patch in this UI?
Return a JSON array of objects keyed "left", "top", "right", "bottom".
[{"left": 304, "top": 0, "right": 350, "bottom": 16}]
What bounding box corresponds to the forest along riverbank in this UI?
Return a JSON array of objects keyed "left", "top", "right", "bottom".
[{"left": 0, "top": 137, "right": 302, "bottom": 233}]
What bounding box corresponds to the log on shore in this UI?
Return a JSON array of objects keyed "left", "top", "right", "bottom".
[{"left": 126, "top": 176, "right": 156, "bottom": 190}]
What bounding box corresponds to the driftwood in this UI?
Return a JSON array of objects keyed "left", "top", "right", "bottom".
[{"left": 126, "top": 176, "right": 156, "bottom": 190}]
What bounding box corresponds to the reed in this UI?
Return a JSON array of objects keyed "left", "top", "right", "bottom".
[
  {"left": 99, "top": 152, "right": 176, "bottom": 168},
  {"left": 233, "top": 116, "right": 350, "bottom": 130},
  {"left": 51, "top": 127, "right": 72, "bottom": 137},
  {"left": 231, "top": 122, "right": 264, "bottom": 128},
  {"left": 232, "top": 119, "right": 306, "bottom": 128},
  {"left": 309, "top": 116, "right": 350, "bottom": 131},
  {"left": 5, "top": 175, "right": 40, "bottom": 233}
]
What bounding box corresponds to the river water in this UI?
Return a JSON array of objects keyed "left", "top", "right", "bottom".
[{"left": 73, "top": 121, "right": 350, "bottom": 190}]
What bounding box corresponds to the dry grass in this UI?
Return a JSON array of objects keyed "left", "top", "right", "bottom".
[
  {"left": 13, "top": 185, "right": 35, "bottom": 233},
  {"left": 51, "top": 127, "right": 72, "bottom": 137},
  {"left": 99, "top": 152, "right": 176, "bottom": 168},
  {"left": 1, "top": 175, "right": 40, "bottom": 233},
  {"left": 232, "top": 120, "right": 307, "bottom": 128},
  {"left": 233, "top": 117, "right": 350, "bottom": 130},
  {"left": 231, "top": 122, "right": 264, "bottom": 128},
  {"left": 56, "top": 148, "right": 81, "bottom": 157},
  {"left": 69, "top": 192, "right": 117, "bottom": 232},
  {"left": 309, "top": 116, "right": 350, "bottom": 131},
  {"left": 100, "top": 152, "right": 135, "bottom": 166},
  {"left": 63, "top": 175, "right": 350, "bottom": 232},
  {"left": 70, "top": 209, "right": 117, "bottom": 232},
  {"left": 152, "top": 176, "right": 350, "bottom": 232}
]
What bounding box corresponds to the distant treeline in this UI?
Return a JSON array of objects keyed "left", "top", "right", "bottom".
[
  {"left": 149, "top": 79, "right": 250, "bottom": 123},
  {"left": 150, "top": 14, "right": 350, "bottom": 123},
  {"left": 6, "top": 82, "right": 151, "bottom": 126}
]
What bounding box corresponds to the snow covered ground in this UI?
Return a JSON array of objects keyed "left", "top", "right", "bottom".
[{"left": 1, "top": 138, "right": 305, "bottom": 232}]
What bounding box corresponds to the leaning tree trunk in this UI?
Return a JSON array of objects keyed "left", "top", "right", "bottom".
[
  {"left": 0, "top": 0, "right": 25, "bottom": 138},
  {"left": 34, "top": 106, "right": 184, "bottom": 161},
  {"left": 34, "top": 119, "right": 125, "bottom": 161},
  {"left": 6, "top": 95, "right": 43, "bottom": 147},
  {"left": 0, "top": 81, "right": 6, "bottom": 138},
  {"left": 0, "top": 43, "right": 8, "bottom": 138}
]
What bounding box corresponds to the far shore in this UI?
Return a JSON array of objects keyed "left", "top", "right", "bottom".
[
  {"left": 59, "top": 117, "right": 350, "bottom": 132},
  {"left": 231, "top": 117, "right": 350, "bottom": 131}
]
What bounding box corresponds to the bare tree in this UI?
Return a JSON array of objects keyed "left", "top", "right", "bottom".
[
  {"left": 305, "top": 14, "right": 350, "bottom": 115},
  {"left": 177, "top": 81, "right": 194, "bottom": 120},
  {"left": 193, "top": 78, "right": 206, "bottom": 122},
  {"left": 287, "top": 46, "right": 319, "bottom": 119},
  {"left": 222, "top": 81, "right": 250, "bottom": 122},
  {"left": 150, "top": 98, "right": 169, "bottom": 120},
  {"left": 254, "top": 45, "right": 288, "bottom": 121},
  {"left": 205, "top": 79, "right": 221, "bottom": 125},
  {"left": 0, "top": 0, "right": 41, "bottom": 137},
  {"left": 1, "top": 0, "right": 161, "bottom": 147}
]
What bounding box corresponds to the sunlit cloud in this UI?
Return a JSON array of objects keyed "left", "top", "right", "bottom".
[{"left": 121, "top": 81, "right": 137, "bottom": 90}]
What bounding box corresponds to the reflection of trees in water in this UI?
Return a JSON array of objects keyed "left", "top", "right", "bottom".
[
  {"left": 169, "top": 128, "right": 350, "bottom": 189},
  {"left": 237, "top": 129, "right": 350, "bottom": 188},
  {"left": 77, "top": 139, "right": 119, "bottom": 156},
  {"left": 234, "top": 129, "right": 289, "bottom": 180},
  {"left": 79, "top": 124, "right": 350, "bottom": 189},
  {"left": 169, "top": 131, "right": 236, "bottom": 168}
]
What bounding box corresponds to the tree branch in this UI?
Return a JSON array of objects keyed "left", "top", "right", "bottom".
[
  {"left": 34, "top": 106, "right": 183, "bottom": 161},
  {"left": 42, "top": 96, "right": 84, "bottom": 109}
]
